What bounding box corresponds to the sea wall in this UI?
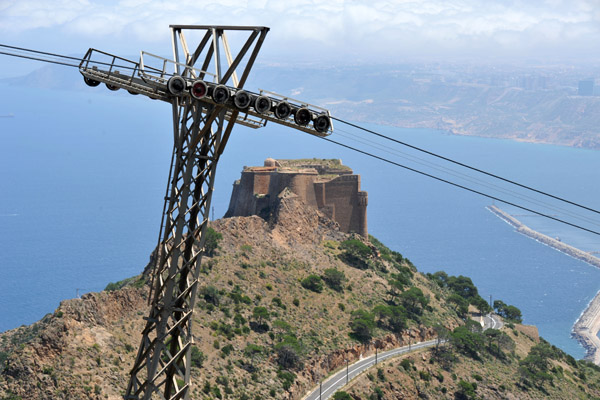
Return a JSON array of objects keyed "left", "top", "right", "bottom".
[{"left": 487, "top": 205, "right": 600, "bottom": 364}]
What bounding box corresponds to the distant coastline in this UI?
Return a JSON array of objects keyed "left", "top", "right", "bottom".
[{"left": 487, "top": 204, "right": 600, "bottom": 364}]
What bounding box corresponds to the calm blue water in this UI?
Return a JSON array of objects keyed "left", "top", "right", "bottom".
[{"left": 1, "top": 82, "right": 599, "bottom": 359}]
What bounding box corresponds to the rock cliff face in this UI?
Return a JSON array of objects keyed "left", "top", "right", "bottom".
[
  {"left": 225, "top": 158, "right": 368, "bottom": 238},
  {"left": 0, "top": 288, "right": 148, "bottom": 399}
]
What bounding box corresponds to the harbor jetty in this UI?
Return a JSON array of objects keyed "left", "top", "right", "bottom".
[{"left": 487, "top": 205, "right": 600, "bottom": 364}]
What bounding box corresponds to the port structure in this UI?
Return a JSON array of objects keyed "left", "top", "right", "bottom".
[{"left": 79, "top": 25, "right": 332, "bottom": 400}]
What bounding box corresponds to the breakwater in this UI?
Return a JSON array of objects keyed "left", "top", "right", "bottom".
[
  {"left": 487, "top": 205, "right": 600, "bottom": 269},
  {"left": 487, "top": 205, "right": 600, "bottom": 364}
]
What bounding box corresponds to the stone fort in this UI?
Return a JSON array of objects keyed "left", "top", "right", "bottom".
[{"left": 224, "top": 158, "right": 368, "bottom": 237}]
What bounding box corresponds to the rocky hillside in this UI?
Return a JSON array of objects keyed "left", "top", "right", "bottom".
[
  {"left": 335, "top": 323, "right": 600, "bottom": 400},
  {"left": 326, "top": 82, "right": 600, "bottom": 150},
  {"left": 1, "top": 192, "right": 600, "bottom": 400}
]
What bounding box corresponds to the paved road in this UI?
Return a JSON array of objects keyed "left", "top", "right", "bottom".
[
  {"left": 303, "top": 339, "right": 439, "bottom": 400},
  {"left": 482, "top": 313, "right": 503, "bottom": 330}
]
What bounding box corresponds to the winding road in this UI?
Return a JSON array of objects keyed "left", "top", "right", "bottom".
[
  {"left": 303, "top": 339, "right": 439, "bottom": 400},
  {"left": 482, "top": 313, "right": 504, "bottom": 330}
]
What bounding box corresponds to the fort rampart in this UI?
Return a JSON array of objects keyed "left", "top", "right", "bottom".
[{"left": 225, "top": 158, "right": 368, "bottom": 237}]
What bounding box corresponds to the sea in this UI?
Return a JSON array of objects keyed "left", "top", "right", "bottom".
[{"left": 1, "top": 80, "right": 599, "bottom": 359}]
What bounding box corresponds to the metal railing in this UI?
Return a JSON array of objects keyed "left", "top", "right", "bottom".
[{"left": 79, "top": 48, "right": 333, "bottom": 136}]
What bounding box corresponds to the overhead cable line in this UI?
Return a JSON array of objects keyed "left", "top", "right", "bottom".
[
  {"left": 320, "top": 136, "right": 600, "bottom": 236},
  {"left": 2, "top": 43, "right": 598, "bottom": 235},
  {"left": 332, "top": 117, "right": 600, "bottom": 216},
  {"left": 0, "top": 44, "right": 164, "bottom": 75},
  {"left": 0, "top": 51, "right": 81, "bottom": 69},
  {"left": 1, "top": 43, "right": 89, "bottom": 63},
  {"left": 334, "top": 126, "right": 600, "bottom": 228}
]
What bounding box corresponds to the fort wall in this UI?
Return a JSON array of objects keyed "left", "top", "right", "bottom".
[{"left": 224, "top": 158, "right": 368, "bottom": 237}]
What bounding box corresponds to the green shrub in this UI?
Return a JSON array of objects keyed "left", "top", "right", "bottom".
[
  {"left": 400, "top": 358, "right": 413, "bottom": 371},
  {"left": 272, "top": 298, "right": 285, "bottom": 308},
  {"left": 0, "top": 351, "right": 10, "bottom": 366},
  {"left": 244, "top": 344, "right": 264, "bottom": 357},
  {"left": 104, "top": 275, "right": 144, "bottom": 291},
  {"left": 377, "top": 367, "right": 386, "bottom": 381},
  {"left": 221, "top": 344, "right": 234, "bottom": 357},
  {"left": 252, "top": 306, "right": 270, "bottom": 324},
  {"left": 301, "top": 275, "right": 324, "bottom": 293},
  {"left": 275, "top": 335, "right": 304, "bottom": 370},
  {"left": 191, "top": 347, "right": 205, "bottom": 368},
  {"left": 201, "top": 285, "right": 221, "bottom": 305},
  {"left": 211, "top": 385, "right": 222, "bottom": 399},
  {"left": 455, "top": 380, "right": 477, "bottom": 400},
  {"left": 338, "top": 239, "right": 372, "bottom": 270},
  {"left": 333, "top": 392, "right": 353, "bottom": 400},
  {"left": 349, "top": 309, "right": 375, "bottom": 343},
  {"left": 216, "top": 376, "right": 229, "bottom": 386},
  {"left": 518, "top": 341, "right": 557, "bottom": 387},
  {"left": 233, "top": 313, "right": 247, "bottom": 327},
  {"left": 203, "top": 227, "right": 222, "bottom": 256},
  {"left": 370, "top": 387, "right": 384, "bottom": 400},
  {"left": 449, "top": 326, "right": 484, "bottom": 360},
  {"left": 493, "top": 300, "right": 523, "bottom": 323},
  {"left": 322, "top": 268, "right": 346, "bottom": 292},
  {"left": 277, "top": 370, "right": 296, "bottom": 390},
  {"left": 250, "top": 306, "right": 270, "bottom": 333}
]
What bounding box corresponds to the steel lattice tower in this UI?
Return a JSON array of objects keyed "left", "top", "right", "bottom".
[{"left": 79, "top": 25, "right": 332, "bottom": 400}]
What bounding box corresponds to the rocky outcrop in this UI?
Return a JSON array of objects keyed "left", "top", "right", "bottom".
[{"left": 0, "top": 287, "right": 147, "bottom": 399}]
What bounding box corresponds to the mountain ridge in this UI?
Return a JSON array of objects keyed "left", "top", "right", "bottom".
[{"left": 4, "top": 62, "right": 599, "bottom": 151}]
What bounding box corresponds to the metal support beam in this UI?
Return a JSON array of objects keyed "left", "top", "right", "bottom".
[
  {"left": 76, "top": 25, "right": 332, "bottom": 399},
  {"left": 124, "top": 26, "right": 269, "bottom": 400}
]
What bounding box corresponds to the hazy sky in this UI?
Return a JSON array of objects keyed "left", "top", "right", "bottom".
[{"left": 0, "top": 0, "right": 599, "bottom": 76}]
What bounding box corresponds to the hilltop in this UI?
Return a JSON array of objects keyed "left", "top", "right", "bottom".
[{"left": 1, "top": 194, "right": 600, "bottom": 399}]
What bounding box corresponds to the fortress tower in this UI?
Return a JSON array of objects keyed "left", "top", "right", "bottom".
[{"left": 225, "top": 158, "right": 368, "bottom": 237}]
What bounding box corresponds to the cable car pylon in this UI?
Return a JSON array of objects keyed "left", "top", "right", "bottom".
[{"left": 79, "top": 25, "right": 332, "bottom": 400}]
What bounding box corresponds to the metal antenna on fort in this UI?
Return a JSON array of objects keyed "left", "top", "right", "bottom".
[{"left": 78, "top": 25, "right": 332, "bottom": 400}]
